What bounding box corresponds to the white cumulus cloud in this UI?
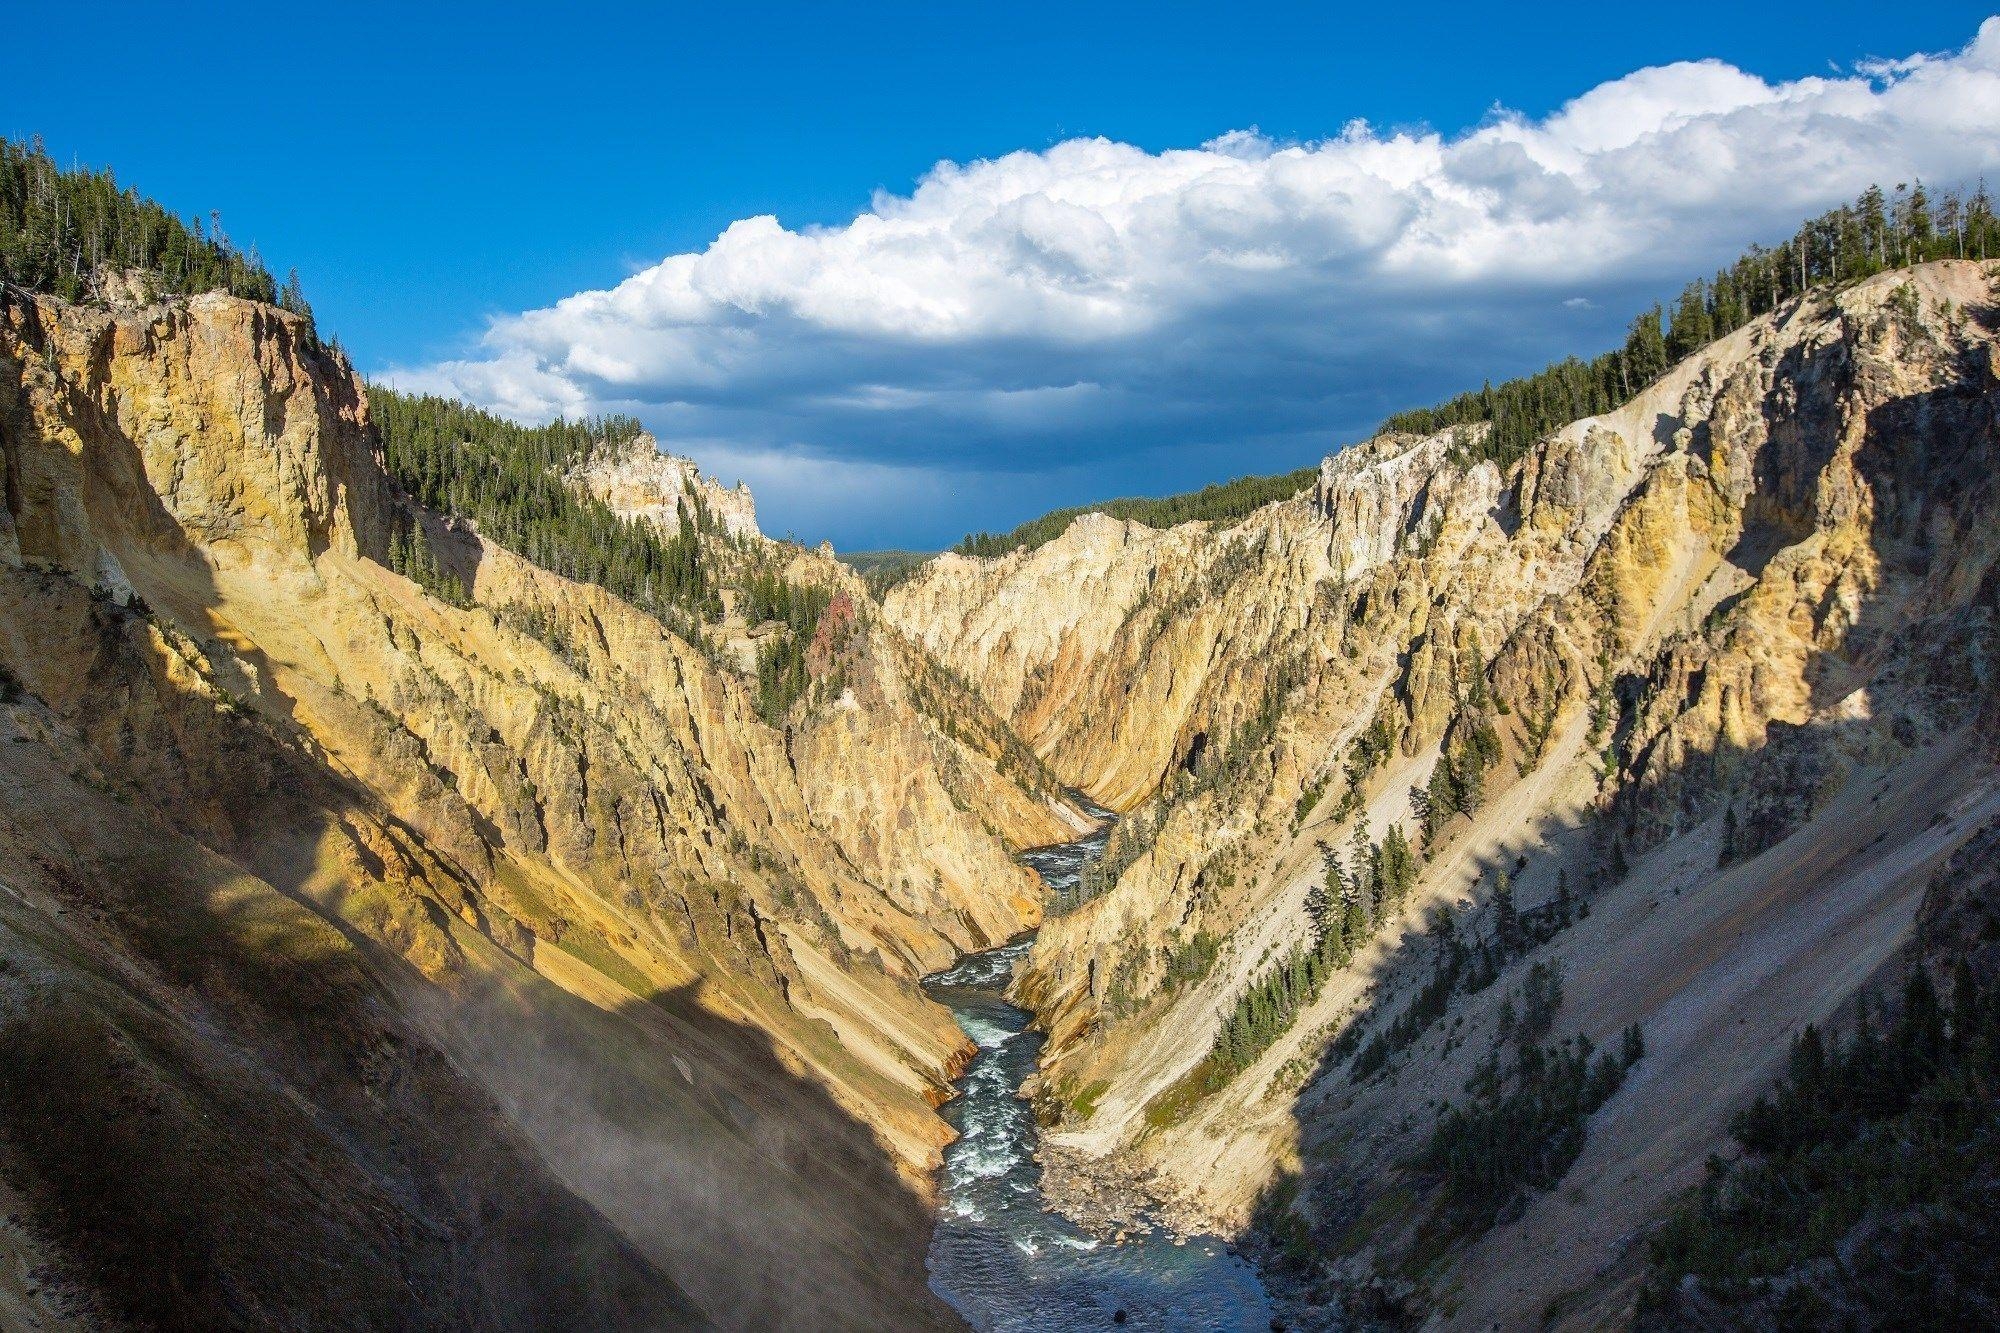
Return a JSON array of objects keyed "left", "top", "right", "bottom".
[{"left": 386, "top": 19, "right": 2000, "bottom": 548}]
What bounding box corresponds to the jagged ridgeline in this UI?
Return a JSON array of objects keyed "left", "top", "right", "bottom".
[
  {"left": 0, "top": 136, "right": 310, "bottom": 315},
  {"left": 1383, "top": 179, "right": 2000, "bottom": 469},
  {"left": 953, "top": 178, "right": 2000, "bottom": 563},
  {"left": 955, "top": 467, "right": 1320, "bottom": 557}
]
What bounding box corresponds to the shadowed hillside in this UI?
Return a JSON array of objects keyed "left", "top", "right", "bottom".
[{"left": 0, "top": 263, "right": 1041, "bottom": 1328}]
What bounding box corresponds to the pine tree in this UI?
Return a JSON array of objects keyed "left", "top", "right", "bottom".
[
  {"left": 1666, "top": 281, "right": 1715, "bottom": 362},
  {"left": 1348, "top": 822, "right": 1375, "bottom": 914},
  {"left": 1493, "top": 867, "right": 1517, "bottom": 951},
  {"left": 1425, "top": 763, "right": 1456, "bottom": 843},
  {"left": 1626, "top": 306, "right": 1669, "bottom": 387},
  {"left": 1307, "top": 843, "right": 1337, "bottom": 947},
  {"left": 1457, "top": 756, "right": 1485, "bottom": 815},
  {"left": 279, "top": 267, "right": 312, "bottom": 321},
  {"left": 1903, "top": 179, "right": 1933, "bottom": 263},
  {"left": 1620, "top": 1023, "right": 1645, "bottom": 1067},
  {"left": 1460, "top": 628, "right": 1488, "bottom": 707},
  {"left": 1340, "top": 886, "right": 1369, "bottom": 959},
  {"left": 1380, "top": 824, "right": 1416, "bottom": 906}
]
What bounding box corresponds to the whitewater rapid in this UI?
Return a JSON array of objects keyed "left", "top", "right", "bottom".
[{"left": 922, "top": 813, "right": 1272, "bottom": 1331}]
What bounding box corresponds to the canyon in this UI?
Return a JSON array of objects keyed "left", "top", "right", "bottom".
[{"left": 2, "top": 237, "right": 1996, "bottom": 1330}]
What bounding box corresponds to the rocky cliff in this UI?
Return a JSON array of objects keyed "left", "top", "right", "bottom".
[
  {"left": 886, "top": 260, "right": 2000, "bottom": 1327},
  {"left": 0, "top": 282, "right": 1072, "bottom": 1330},
  {"left": 569, "top": 429, "right": 762, "bottom": 539},
  {"left": 571, "top": 434, "right": 1085, "bottom": 975}
]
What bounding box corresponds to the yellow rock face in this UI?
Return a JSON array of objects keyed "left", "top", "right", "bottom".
[
  {"left": 0, "top": 285, "right": 1071, "bottom": 1330},
  {"left": 885, "top": 261, "right": 2000, "bottom": 1324}
]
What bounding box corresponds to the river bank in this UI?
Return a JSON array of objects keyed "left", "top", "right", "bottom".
[{"left": 1032, "top": 1140, "right": 1206, "bottom": 1243}]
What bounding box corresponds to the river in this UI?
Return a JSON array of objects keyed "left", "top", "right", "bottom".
[{"left": 923, "top": 812, "right": 1274, "bottom": 1331}]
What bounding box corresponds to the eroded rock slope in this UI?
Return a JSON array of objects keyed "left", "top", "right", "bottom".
[
  {"left": 0, "top": 283, "right": 1075, "bottom": 1330},
  {"left": 887, "top": 260, "right": 2000, "bottom": 1327}
]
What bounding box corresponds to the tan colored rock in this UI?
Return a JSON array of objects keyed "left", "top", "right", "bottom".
[
  {"left": 568, "top": 429, "right": 762, "bottom": 538},
  {"left": 893, "top": 261, "right": 2000, "bottom": 1327},
  {"left": 0, "top": 283, "right": 1071, "bottom": 1329}
]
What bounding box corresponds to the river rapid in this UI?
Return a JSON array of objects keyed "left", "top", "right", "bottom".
[{"left": 923, "top": 812, "right": 1273, "bottom": 1331}]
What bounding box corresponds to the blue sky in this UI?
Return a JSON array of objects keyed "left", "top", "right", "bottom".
[{"left": 13, "top": 4, "right": 2000, "bottom": 548}]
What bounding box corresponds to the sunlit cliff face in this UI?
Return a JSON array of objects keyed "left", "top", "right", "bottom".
[
  {"left": 0, "top": 280, "right": 1089, "bottom": 1330},
  {"left": 887, "top": 260, "right": 2000, "bottom": 1328}
]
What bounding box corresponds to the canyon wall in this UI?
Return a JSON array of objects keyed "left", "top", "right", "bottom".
[
  {"left": 7, "top": 245, "right": 1995, "bottom": 1331},
  {"left": 888, "top": 260, "right": 2000, "bottom": 1326},
  {"left": 0, "top": 284, "right": 1072, "bottom": 1330}
]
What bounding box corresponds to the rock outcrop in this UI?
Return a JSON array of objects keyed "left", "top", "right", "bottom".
[{"left": 569, "top": 429, "right": 762, "bottom": 539}]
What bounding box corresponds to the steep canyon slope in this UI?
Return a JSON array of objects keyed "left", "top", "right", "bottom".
[
  {"left": 885, "top": 260, "right": 2000, "bottom": 1327},
  {"left": 0, "top": 281, "right": 1077, "bottom": 1330}
]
